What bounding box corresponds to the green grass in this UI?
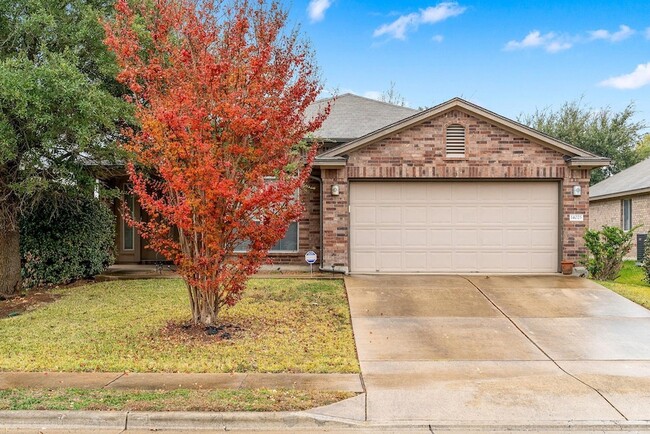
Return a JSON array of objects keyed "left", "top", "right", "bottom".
[
  {"left": 0, "top": 279, "right": 359, "bottom": 373},
  {"left": 595, "top": 260, "right": 650, "bottom": 309},
  {"left": 0, "top": 388, "right": 356, "bottom": 411}
]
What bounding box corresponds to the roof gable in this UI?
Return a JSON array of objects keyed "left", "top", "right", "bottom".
[
  {"left": 305, "top": 93, "right": 418, "bottom": 141},
  {"left": 590, "top": 157, "right": 650, "bottom": 200},
  {"left": 315, "top": 97, "right": 608, "bottom": 168}
]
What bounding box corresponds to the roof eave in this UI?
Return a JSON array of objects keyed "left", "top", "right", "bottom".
[
  {"left": 313, "top": 157, "right": 347, "bottom": 168},
  {"left": 590, "top": 186, "right": 650, "bottom": 201},
  {"left": 567, "top": 157, "right": 611, "bottom": 169}
]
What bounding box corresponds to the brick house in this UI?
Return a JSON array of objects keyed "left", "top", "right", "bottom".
[
  {"left": 590, "top": 157, "right": 650, "bottom": 260},
  {"left": 113, "top": 94, "right": 609, "bottom": 273}
]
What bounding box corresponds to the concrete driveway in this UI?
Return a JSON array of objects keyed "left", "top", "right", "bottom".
[{"left": 342, "top": 275, "right": 650, "bottom": 424}]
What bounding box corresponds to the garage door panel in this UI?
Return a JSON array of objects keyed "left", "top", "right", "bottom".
[
  {"left": 504, "top": 229, "right": 530, "bottom": 248},
  {"left": 353, "top": 229, "right": 376, "bottom": 249},
  {"left": 453, "top": 252, "right": 478, "bottom": 270},
  {"left": 350, "top": 182, "right": 559, "bottom": 273},
  {"left": 404, "top": 229, "right": 428, "bottom": 247},
  {"left": 531, "top": 206, "right": 558, "bottom": 223},
  {"left": 427, "top": 252, "right": 453, "bottom": 271},
  {"left": 404, "top": 207, "right": 427, "bottom": 224},
  {"left": 478, "top": 252, "right": 504, "bottom": 270},
  {"left": 452, "top": 183, "right": 479, "bottom": 200},
  {"left": 481, "top": 207, "right": 504, "bottom": 223},
  {"left": 378, "top": 251, "right": 402, "bottom": 271},
  {"left": 378, "top": 229, "right": 402, "bottom": 248},
  {"left": 504, "top": 206, "right": 529, "bottom": 223},
  {"left": 378, "top": 207, "right": 401, "bottom": 224},
  {"left": 429, "top": 229, "right": 453, "bottom": 247},
  {"left": 428, "top": 207, "right": 453, "bottom": 224},
  {"left": 453, "top": 229, "right": 478, "bottom": 247},
  {"left": 531, "top": 229, "right": 557, "bottom": 247},
  {"left": 480, "top": 229, "right": 504, "bottom": 248},
  {"left": 454, "top": 206, "right": 479, "bottom": 224},
  {"left": 403, "top": 252, "right": 428, "bottom": 271},
  {"left": 352, "top": 206, "right": 376, "bottom": 225}
]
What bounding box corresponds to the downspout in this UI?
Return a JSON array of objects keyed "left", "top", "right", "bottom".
[
  {"left": 309, "top": 175, "right": 324, "bottom": 270},
  {"left": 311, "top": 174, "right": 347, "bottom": 274}
]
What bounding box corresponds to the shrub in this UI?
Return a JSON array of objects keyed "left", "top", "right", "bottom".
[
  {"left": 582, "top": 225, "right": 638, "bottom": 281},
  {"left": 20, "top": 193, "right": 115, "bottom": 288},
  {"left": 642, "top": 234, "right": 650, "bottom": 284}
]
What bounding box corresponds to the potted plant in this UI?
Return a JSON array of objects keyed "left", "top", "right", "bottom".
[{"left": 561, "top": 260, "right": 574, "bottom": 275}]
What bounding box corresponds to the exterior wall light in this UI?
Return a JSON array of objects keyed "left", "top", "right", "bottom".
[
  {"left": 572, "top": 185, "right": 582, "bottom": 197},
  {"left": 331, "top": 184, "right": 340, "bottom": 196}
]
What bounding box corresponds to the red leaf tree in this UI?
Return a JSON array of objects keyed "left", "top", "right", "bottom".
[{"left": 104, "top": 0, "right": 326, "bottom": 325}]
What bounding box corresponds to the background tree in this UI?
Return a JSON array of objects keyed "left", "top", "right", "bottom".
[
  {"left": 519, "top": 99, "right": 645, "bottom": 185},
  {"left": 0, "top": 0, "right": 130, "bottom": 296},
  {"left": 380, "top": 81, "right": 406, "bottom": 107},
  {"left": 104, "top": 0, "right": 327, "bottom": 326},
  {"left": 636, "top": 134, "right": 650, "bottom": 161}
]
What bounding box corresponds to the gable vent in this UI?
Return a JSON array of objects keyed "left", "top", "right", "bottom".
[{"left": 446, "top": 124, "right": 466, "bottom": 157}]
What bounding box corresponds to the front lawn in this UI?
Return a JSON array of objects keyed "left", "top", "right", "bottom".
[
  {"left": 0, "top": 388, "right": 355, "bottom": 412},
  {"left": 0, "top": 279, "right": 359, "bottom": 373},
  {"left": 595, "top": 260, "right": 650, "bottom": 309}
]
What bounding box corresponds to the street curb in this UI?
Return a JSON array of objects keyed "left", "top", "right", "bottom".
[
  {"left": 2, "top": 411, "right": 650, "bottom": 431},
  {"left": 0, "top": 410, "right": 127, "bottom": 430}
]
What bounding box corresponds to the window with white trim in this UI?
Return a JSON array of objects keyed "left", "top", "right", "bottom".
[
  {"left": 235, "top": 184, "right": 300, "bottom": 253},
  {"left": 445, "top": 124, "right": 466, "bottom": 157},
  {"left": 622, "top": 199, "right": 632, "bottom": 231}
]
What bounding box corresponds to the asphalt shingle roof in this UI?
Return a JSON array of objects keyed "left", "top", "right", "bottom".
[
  {"left": 305, "top": 93, "right": 419, "bottom": 141},
  {"left": 590, "top": 157, "right": 650, "bottom": 199}
]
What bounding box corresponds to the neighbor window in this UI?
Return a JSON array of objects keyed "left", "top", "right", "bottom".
[
  {"left": 622, "top": 199, "right": 632, "bottom": 231},
  {"left": 445, "top": 124, "right": 466, "bottom": 157}
]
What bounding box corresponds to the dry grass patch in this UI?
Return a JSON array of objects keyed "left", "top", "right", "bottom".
[
  {"left": 0, "top": 279, "right": 359, "bottom": 373},
  {"left": 0, "top": 388, "right": 356, "bottom": 412}
]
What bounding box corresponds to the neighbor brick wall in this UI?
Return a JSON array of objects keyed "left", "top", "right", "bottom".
[
  {"left": 321, "top": 108, "right": 592, "bottom": 271},
  {"left": 590, "top": 193, "right": 650, "bottom": 258}
]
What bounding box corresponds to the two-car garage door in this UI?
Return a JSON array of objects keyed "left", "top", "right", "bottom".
[{"left": 349, "top": 181, "right": 559, "bottom": 273}]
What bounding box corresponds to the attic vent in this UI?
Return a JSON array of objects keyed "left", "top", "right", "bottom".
[{"left": 446, "top": 124, "right": 466, "bottom": 157}]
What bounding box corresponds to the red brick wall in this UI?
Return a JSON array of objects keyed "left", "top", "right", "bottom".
[
  {"left": 321, "top": 109, "right": 592, "bottom": 271},
  {"left": 266, "top": 178, "right": 321, "bottom": 266}
]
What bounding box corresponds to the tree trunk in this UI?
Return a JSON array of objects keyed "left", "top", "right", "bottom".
[
  {"left": 187, "top": 284, "right": 220, "bottom": 326},
  {"left": 0, "top": 226, "right": 21, "bottom": 297}
]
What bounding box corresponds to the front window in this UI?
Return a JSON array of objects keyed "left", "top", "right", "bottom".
[
  {"left": 122, "top": 193, "right": 135, "bottom": 251},
  {"left": 622, "top": 199, "right": 632, "bottom": 231},
  {"left": 235, "top": 221, "right": 299, "bottom": 253}
]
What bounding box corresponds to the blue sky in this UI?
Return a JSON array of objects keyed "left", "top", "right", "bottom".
[{"left": 282, "top": 0, "right": 650, "bottom": 125}]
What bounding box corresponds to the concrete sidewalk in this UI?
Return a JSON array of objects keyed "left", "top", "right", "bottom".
[{"left": 0, "top": 372, "right": 363, "bottom": 392}]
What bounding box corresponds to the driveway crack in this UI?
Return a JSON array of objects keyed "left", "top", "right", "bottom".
[{"left": 461, "top": 275, "right": 629, "bottom": 421}]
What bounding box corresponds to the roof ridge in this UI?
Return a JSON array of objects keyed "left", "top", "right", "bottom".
[{"left": 312, "top": 92, "right": 418, "bottom": 112}]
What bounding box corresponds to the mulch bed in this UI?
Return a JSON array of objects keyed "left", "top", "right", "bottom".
[
  {"left": 158, "top": 321, "right": 245, "bottom": 345},
  {"left": 0, "top": 279, "right": 93, "bottom": 319},
  {"left": 0, "top": 291, "right": 62, "bottom": 319}
]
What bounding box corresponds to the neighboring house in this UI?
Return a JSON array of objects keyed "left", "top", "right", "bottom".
[
  {"left": 590, "top": 157, "right": 650, "bottom": 259},
  {"left": 112, "top": 94, "right": 609, "bottom": 273}
]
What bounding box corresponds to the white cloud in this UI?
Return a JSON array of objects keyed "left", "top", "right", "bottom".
[
  {"left": 420, "top": 3, "right": 466, "bottom": 24},
  {"left": 589, "top": 25, "right": 635, "bottom": 42},
  {"left": 505, "top": 24, "right": 641, "bottom": 54},
  {"left": 504, "top": 31, "right": 572, "bottom": 53},
  {"left": 373, "top": 2, "right": 466, "bottom": 40},
  {"left": 307, "top": 0, "right": 332, "bottom": 23},
  {"left": 599, "top": 62, "right": 650, "bottom": 89},
  {"left": 432, "top": 34, "right": 444, "bottom": 43},
  {"left": 645, "top": 27, "right": 650, "bottom": 39}
]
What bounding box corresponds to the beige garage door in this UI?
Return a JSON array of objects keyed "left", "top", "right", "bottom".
[{"left": 350, "top": 182, "right": 559, "bottom": 273}]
